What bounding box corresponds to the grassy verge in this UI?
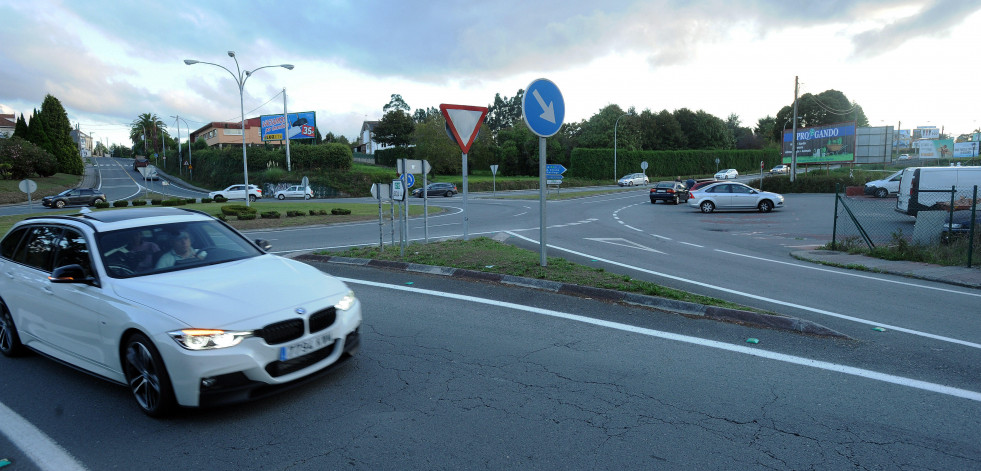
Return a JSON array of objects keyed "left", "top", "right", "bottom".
[
  {"left": 328, "top": 237, "right": 758, "bottom": 311},
  {"left": 826, "top": 233, "right": 980, "bottom": 267},
  {"left": 0, "top": 173, "right": 82, "bottom": 204}
]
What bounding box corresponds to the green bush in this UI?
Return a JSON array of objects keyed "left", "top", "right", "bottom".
[
  {"left": 220, "top": 204, "right": 250, "bottom": 216},
  {"left": 94, "top": 201, "right": 110, "bottom": 209},
  {"left": 260, "top": 211, "right": 281, "bottom": 219},
  {"left": 331, "top": 208, "right": 351, "bottom": 215},
  {"left": 151, "top": 199, "right": 163, "bottom": 206},
  {"left": 287, "top": 210, "right": 306, "bottom": 217},
  {"left": 237, "top": 212, "right": 257, "bottom": 220},
  {"left": 184, "top": 198, "right": 196, "bottom": 204},
  {"left": 132, "top": 200, "right": 148, "bottom": 206},
  {"left": 213, "top": 195, "right": 228, "bottom": 203},
  {"left": 307, "top": 209, "right": 318, "bottom": 216},
  {"left": 112, "top": 200, "right": 129, "bottom": 208},
  {"left": 216, "top": 213, "right": 227, "bottom": 222},
  {"left": 201, "top": 198, "right": 213, "bottom": 204}
]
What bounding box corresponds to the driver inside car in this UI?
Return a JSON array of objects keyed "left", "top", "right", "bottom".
[{"left": 155, "top": 230, "right": 207, "bottom": 268}]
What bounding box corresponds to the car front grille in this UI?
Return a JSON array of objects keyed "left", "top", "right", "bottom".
[
  {"left": 309, "top": 307, "right": 336, "bottom": 333},
  {"left": 256, "top": 319, "right": 304, "bottom": 345}
]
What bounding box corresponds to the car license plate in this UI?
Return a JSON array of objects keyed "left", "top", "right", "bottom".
[
  {"left": 279, "top": 332, "right": 333, "bottom": 361},
  {"left": 657, "top": 189, "right": 666, "bottom": 193}
]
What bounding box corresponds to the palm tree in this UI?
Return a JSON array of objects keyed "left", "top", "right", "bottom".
[{"left": 130, "top": 113, "right": 167, "bottom": 157}]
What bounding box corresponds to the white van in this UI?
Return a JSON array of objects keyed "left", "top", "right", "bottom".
[
  {"left": 864, "top": 169, "right": 904, "bottom": 198},
  {"left": 896, "top": 166, "right": 981, "bottom": 216}
]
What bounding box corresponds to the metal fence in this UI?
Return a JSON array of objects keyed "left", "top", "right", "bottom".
[{"left": 832, "top": 184, "right": 979, "bottom": 267}]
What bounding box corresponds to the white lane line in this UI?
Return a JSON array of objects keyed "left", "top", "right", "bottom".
[
  {"left": 623, "top": 225, "right": 644, "bottom": 232},
  {"left": 0, "top": 401, "right": 89, "bottom": 470},
  {"left": 341, "top": 277, "right": 981, "bottom": 403},
  {"left": 650, "top": 234, "right": 671, "bottom": 241},
  {"left": 679, "top": 241, "right": 704, "bottom": 248},
  {"left": 714, "top": 249, "right": 981, "bottom": 298},
  {"left": 505, "top": 231, "right": 981, "bottom": 350}
]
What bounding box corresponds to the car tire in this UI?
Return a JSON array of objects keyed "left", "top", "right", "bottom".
[
  {"left": 628, "top": 181, "right": 634, "bottom": 186},
  {"left": 874, "top": 188, "right": 888, "bottom": 198},
  {"left": 92, "top": 197, "right": 105, "bottom": 206},
  {"left": 55, "top": 200, "right": 66, "bottom": 209},
  {"left": 650, "top": 199, "right": 657, "bottom": 204},
  {"left": 123, "top": 332, "right": 176, "bottom": 417},
  {"left": 213, "top": 194, "right": 223, "bottom": 200},
  {"left": 278, "top": 194, "right": 286, "bottom": 200},
  {"left": 0, "top": 299, "right": 26, "bottom": 357},
  {"left": 672, "top": 195, "right": 679, "bottom": 205},
  {"left": 700, "top": 201, "right": 715, "bottom": 213},
  {"left": 758, "top": 200, "right": 774, "bottom": 213},
  {"left": 445, "top": 191, "right": 453, "bottom": 197},
  {"left": 249, "top": 195, "right": 257, "bottom": 202}
]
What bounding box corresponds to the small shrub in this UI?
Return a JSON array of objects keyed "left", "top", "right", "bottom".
[
  {"left": 151, "top": 199, "right": 163, "bottom": 206},
  {"left": 213, "top": 195, "right": 228, "bottom": 203},
  {"left": 216, "top": 213, "right": 227, "bottom": 222},
  {"left": 331, "top": 208, "right": 351, "bottom": 215},
  {"left": 112, "top": 200, "right": 129, "bottom": 208},
  {"left": 221, "top": 204, "right": 250, "bottom": 216},
  {"left": 237, "top": 212, "right": 257, "bottom": 220},
  {"left": 185, "top": 198, "right": 196, "bottom": 204},
  {"left": 318, "top": 209, "right": 328, "bottom": 215},
  {"left": 287, "top": 210, "right": 306, "bottom": 217},
  {"left": 308, "top": 210, "right": 318, "bottom": 216},
  {"left": 260, "top": 211, "right": 281, "bottom": 219},
  {"left": 162, "top": 199, "right": 186, "bottom": 206},
  {"left": 94, "top": 201, "right": 111, "bottom": 209},
  {"left": 132, "top": 200, "right": 148, "bottom": 206},
  {"left": 201, "top": 198, "right": 213, "bottom": 204}
]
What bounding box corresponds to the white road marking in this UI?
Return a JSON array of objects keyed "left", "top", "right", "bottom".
[
  {"left": 505, "top": 231, "right": 981, "bottom": 349},
  {"left": 341, "top": 277, "right": 981, "bottom": 403},
  {"left": 585, "top": 238, "right": 666, "bottom": 254},
  {"left": 0, "top": 401, "right": 89, "bottom": 470},
  {"left": 679, "top": 241, "right": 704, "bottom": 248}
]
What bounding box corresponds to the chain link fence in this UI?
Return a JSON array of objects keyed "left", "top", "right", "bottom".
[{"left": 831, "top": 183, "right": 979, "bottom": 268}]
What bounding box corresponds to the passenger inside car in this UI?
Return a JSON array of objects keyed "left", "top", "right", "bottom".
[{"left": 155, "top": 230, "right": 208, "bottom": 268}]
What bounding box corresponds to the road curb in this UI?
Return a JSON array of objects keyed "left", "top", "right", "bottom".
[{"left": 296, "top": 254, "right": 850, "bottom": 339}]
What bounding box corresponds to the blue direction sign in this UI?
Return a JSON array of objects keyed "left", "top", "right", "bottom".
[
  {"left": 522, "top": 78, "right": 565, "bottom": 137},
  {"left": 401, "top": 173, "right": 415, "bottom": 188},
  {"left": 545, "top": 164, "right": 567, "bottom": 175}
]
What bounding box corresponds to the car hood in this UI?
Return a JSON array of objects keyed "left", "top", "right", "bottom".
[{"left": 111, "top": 255, "right": 349, "bottom": 327}]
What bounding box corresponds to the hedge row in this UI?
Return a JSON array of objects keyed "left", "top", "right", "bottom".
[{"left": 569, "top": 148, "right": 782, "bottom": 180}]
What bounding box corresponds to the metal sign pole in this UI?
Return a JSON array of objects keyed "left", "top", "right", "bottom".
[
  {"left": 423, "top": 164, "right": 429, "bottom": 243},
  {"left": 462, "top": 152, "right": 469, "bottom": 241},
  {"left": 402, "top": 160, "right": 409, "bottom": 254},
  {"left": 377, "top": 193, "right": 384, "bottom": 249},
  {"left": 539, "top": 137, "right": 547, "bottom": 266}
]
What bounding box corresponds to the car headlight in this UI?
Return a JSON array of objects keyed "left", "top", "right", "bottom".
[
  {"left": 169, "top": 329, "right": 253, "bottom": 350},
  {"left": 334, "top": 290, "right": 357, "bottom": 311}
]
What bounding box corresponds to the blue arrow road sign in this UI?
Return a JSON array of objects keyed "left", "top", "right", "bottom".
[
  {"left": 545, "top": 164, "right": 567, "bottom": 175},
  {"left": 402, "top": 173, "right": 415, "bottom": 188},
  {"left": 522, "top": 78, "right": 565, "bottom": 138},
  {"left": 544, "top": 174, "right": 563, "bottom": 180}
]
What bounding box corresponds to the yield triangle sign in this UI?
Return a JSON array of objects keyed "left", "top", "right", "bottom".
[{"left": 440, "top": 104, "right": 488, "bottom": 153}]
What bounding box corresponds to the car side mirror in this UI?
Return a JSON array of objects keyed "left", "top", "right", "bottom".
[
  {"left": 49, "top": 264, "right": 98, "bottom": 286},
  {"left": 255, "top": 239, "right": 272, "bottom": 251},
  {"left": 750, "top": 190, "right": 758, "bottom": 194}
]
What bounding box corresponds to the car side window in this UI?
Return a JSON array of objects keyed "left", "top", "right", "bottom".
[
  {"left": 731, "top": 185, "right": 751, "bottom": 194},
  {"left": 707, "top": 185, "right": 728, "bottom": 193},
  {"left": 0, "top": 227, "right": 29, "bottom": 260},
  {"left": 13, "top": 225, "right": 63, "bottom": 272},
  {"left": 53, "top": 228, "right": 93, "bottom": 276}
]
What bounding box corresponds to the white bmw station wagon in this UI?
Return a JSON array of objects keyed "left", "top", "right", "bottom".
[{"left": 0, "top": 207, "right": 362, "bottom": 416}]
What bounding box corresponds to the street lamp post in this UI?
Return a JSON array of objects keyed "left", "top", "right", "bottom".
[
  {"left": 172, "top": 115, "right": 193, "bottom": 180},
  {"left": 614, "top": 113, "right": 630, "bottom": 182},
  {"left": 184, "top": 52, "right": 294, "bottom": 207}
]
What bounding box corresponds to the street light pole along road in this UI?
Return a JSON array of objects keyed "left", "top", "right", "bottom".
[{"left": 184, "top": 51, "right": 293, "bottom": 207}]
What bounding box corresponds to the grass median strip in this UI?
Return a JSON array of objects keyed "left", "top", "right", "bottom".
[{"left": 327, "top": 237, "right": 759, "bottom": 312}]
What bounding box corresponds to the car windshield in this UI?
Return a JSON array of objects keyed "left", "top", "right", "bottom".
[
  {"left": 655, "top": 182, "right": 674, "bottom": 188},
  {"left": 97, "top": 220, "right": 263, "bottom": 278}
]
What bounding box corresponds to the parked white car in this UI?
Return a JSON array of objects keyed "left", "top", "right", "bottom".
[
  {"left": 688, "top": 181, "right": 784, "bottom": 213},
  {"left": 618, "top": 173, "right": 649, "bottom": 186},
  {"left": 0, "top": 208, "right": 362, "bottom": 416},
  {"left": 208, "top": 184, "right": 262, "bottom": 202},
  {"left": 275, "top": 185, "right": 313, "bottom": 200},
  {"left": 769, "top": 164, "right": 790, "bottom": 174},
  {"left": 715, "top": 169, "right": 739, "bottom": 179},
  {"left": 864, "top": 169, "right": 903, "bottom": 198}
]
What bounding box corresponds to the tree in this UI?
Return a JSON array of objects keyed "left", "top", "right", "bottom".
[
  {"left": 130, "top": 113, "right": 167, "bottom": 157},
  {"left": 13, "top": 114, "right": 28, "bottom": 139},
  {"left": 35, "top": 95, "right": 82, "bottom": 174},
  {"left": 772, "top": 89, "right": 869, "bottom": 141},
  {"left": 372, "top": 109, "right": 415, "bottom": 147},
  {"left": 486, "top": 90, "right": 524, "bottom": 134},
  {"left": 673, "top": 108, "right": 733, "bottom": 149},
  {"left": 382, "top": 94, "right": 410, "bottom": 113},
  {"left": 412, "top": 107, "right": 440, "bottom": 123},
  {"left": 640, "top": 109, "right": 686, "bottom": 150}
]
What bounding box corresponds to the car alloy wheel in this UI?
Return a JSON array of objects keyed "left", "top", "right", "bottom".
[
  {"left": 123, "top": 333, "right": 176, "bottom": 416},
  {"left": 758, "top": 200, "right": 774, "bottom": 213},
  {"left": 700, "top": 201, "right": 715, "bottom": 213},
  {"left": 278, "top": 194, "right": 286, "bottom": 200},
  {"left": 304, "top": 195, "right": 311, "bottom": 200},
  {"left": 875, "top": 188, "right": 888, "bottom": 198},
  {"left": 55, "top": 200, "right": 66, "bottom": 209},
  {"left": 0, "top": 300, "right": 25, "bottom": 357},
  {"left": 249, "top": 195, "right": 257, "bottom": 202}
]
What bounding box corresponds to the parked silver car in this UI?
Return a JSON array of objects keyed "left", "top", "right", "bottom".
[
  {"left": 687, "top": 182, "right": 784, "bottom": 213},
  {"left": 618, "top": 173, "right": 649, "bottom": 186}
]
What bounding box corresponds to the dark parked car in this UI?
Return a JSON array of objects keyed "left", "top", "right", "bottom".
[
  {"left": 133, "top": 157, "right": 149, "bottom": 171},
  {"left": 649, "top": 181, "right": 689, "bottom": 204},
  {"left": 412, "top": 182, "right": 458, "bottom": 198},
  {"left": 41, "top": 188, "right": 107, "bottom": 209},
  {"left": 941, "top": 210, "right": 980, "bottom": 243}
]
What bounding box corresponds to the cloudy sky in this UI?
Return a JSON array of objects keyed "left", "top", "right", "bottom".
[{"left": 2, "top": 0, "right": 979, "bottom": 148}]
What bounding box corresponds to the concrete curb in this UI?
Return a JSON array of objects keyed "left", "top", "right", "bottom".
[{"left": 296, "top": 253, "right": 850, "bottom": 339}]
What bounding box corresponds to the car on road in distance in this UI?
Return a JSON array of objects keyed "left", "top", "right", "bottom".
[
  {"left": 412, "top": 182, "right": 458, "bottom": 198},
  {"left": 208, "top": 184, "right": 262, "bottom": 202},
  {"left": 0, "top": 207, "right": 362, "bottom": 416},
  {"left": 133, "top": 157, "right": 149, "bottom": 171},
  {"left": 687, "top": 181, "right": 784, "bottom": 213},
  {"left": 770, "top": 164, "right": 790, "bottom": 174},
  {"left": 275, "top": 185, "right": 313, "bottom": 200},
  {"left": 41, "top": 188, "right": 107, "bottom": 208},
  {"left": 898, "top": 154, "right": 911, "bottom": 160},
  {"left": 715, "top": 169, "right": 739, "bottom": 179},
  {"left": 618, "top": 173, "right": 649, "bottom": 186},
  {"left": 864, "top": 169, "right": 903, "bottom": 198},
  {"left": 649, "top": 181, "right": 690, "bottom": 204}
]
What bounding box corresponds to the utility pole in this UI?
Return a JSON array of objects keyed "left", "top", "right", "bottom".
[
  {"left": 790, "top": 76, "right": 799, "bottom": 182},
  {"left": 283, "top": 88, "right": 292, "bottom": 172}
]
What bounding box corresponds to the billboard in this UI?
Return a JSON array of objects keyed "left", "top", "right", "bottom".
[
  {"left": 954, "top": 142, "right": 979, "bottom": 158},
  {"left": 893, "top": 129, "right": 911, "bottom": 148},
  {"left": 913, "top": 126, "right": 939, "bottom": 140},
  {"left": 782, "top": 122, "right": 856, "bottom": 164},
  {"left": 260, "top": 111, "right": 317, "bottom": 141},
  {"left": 915, "top": 139, "right": 955, "bottom": 159}
]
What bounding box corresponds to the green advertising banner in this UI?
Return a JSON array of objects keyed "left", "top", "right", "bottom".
[{"left": 782, "top": 122, "right": 856, "bottom": 164}]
